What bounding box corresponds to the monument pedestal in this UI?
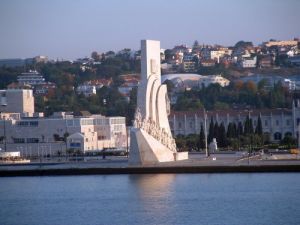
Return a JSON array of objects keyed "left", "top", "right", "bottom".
[
  {"left": 129, "top": 128, "right": 176, "bottom": 165},
  {"left": 129, "top": 128, "right": 188, "bottom": 165}
]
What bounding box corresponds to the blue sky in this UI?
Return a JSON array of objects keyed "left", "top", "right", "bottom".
[{"left": 0, "top": 0, "right": 299, "bottom": 60}]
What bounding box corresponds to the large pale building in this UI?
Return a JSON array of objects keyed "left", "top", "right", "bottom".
[
  {"left": 169, "top": 100, "right": 300, "bottom": 142},
  {"left": 0, "top": 89, "right": 34, "bottom": 115},
  {"left": 0, "top": 88, "right": 127, "bottom": 157},
  {"left": 0, "top": 112, "right": 127, "bottom": 156}
]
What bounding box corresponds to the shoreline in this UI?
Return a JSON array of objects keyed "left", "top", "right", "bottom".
[
  {"left": 1, "top": 164, "right": 300, "bottom": 177},
  {"left": 1, "top": 153, "right": 300, "bottom": 176}
]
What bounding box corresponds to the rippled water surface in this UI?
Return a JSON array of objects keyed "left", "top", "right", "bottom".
[{"left": 0, "top": 173, "right": 299, "bottom": 225}]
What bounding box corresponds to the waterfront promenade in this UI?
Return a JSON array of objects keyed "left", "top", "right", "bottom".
[{"left": 0, "top": 152, "right": 300, "bottom": 176}]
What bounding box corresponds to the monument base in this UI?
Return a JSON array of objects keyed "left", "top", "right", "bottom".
[
  {"left": 175, "top": 152, "right": 189, "bottom": 161},
  {"left": 129, "top": 128, "right": 188, "bottom": 165}
]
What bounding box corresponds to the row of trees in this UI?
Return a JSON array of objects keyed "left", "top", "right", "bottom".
[
  {"left": 175, "top": 115, "right": 297, "bottom": 152},
  {"left": 31, "top": 51, "right": 140, "bottom": 121}
]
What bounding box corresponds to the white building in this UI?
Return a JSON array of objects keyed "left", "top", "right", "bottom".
[
  {"left": 161, "top": 74, "right": 230, "bottom": 90},
  {"left": 210, "top": 48, "right": 232, "bottom": 62},
  {"left": 283, "top": 79, "right": 296, "bottom": 91},
  {"left": 169, "top": 100, "right": 300, "bottom": 142},
  {"left": 198, "top": 75, "right": 230, "bottom": 88},
  {"left": 17, "top": 70, "right": 45, "bottom": 86},
  {"left": 0, "top": 89, "right": 34, "bottom": 115},
  {"left": 76, "top": 85, "right": 96, "bottom": 97},
  {"left": 118, "top": 79, "right": 139, "bottom": 101},
  {"left": 239, "top": 56, "right": 257, "bottom": 68},
  {"left": 0, "top": 113, "right": 127, "bottom": 156}
]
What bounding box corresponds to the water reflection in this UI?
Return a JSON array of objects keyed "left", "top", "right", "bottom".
[
  {"left": 129, "top": 174, "right": 176, "bottom": 221},
  {"left": 130, "top": 174, "right": 175, "bottom": 197}
]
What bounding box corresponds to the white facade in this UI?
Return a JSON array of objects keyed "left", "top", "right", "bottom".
[
  {"left": 239, "top": 56, "right": 257, "bottom": 68},
  {"left": 76, "top": 85, "right": 96, "bottom": 96},
  {"left": 198, "top": 75, "right": 230, "bottom": 88},
  {"left": 118, "top": 80, "right": 139, "bottom": 99},
  {"left": 0, "top": 89, "right": 34, "bottom": 115},
  {"left": 0, "top": 114, "right": 127, "bottom": 156},
  {"left": 169, "top": 101, "right": 300, "bottom": 142},
  {"left": 17, "top": 70, "right": 45, "bottom": 86},
  {"left": 283, "top": 79, "right": 296, "bottom": 91}
]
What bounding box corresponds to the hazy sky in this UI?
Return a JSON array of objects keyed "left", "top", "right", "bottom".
[{"left": 0, "top": 0, "right": 299, "bottom": 60}]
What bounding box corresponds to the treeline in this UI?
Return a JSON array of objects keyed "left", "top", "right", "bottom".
[
  {"left": 175, "top": 115, "right": 297, "bottom": 152},
  {"left": 0, "top": 51, "right": 140, "bottom": 123},
  {"left": 173, "top": 79, "right": 295, "bottom": 111}
]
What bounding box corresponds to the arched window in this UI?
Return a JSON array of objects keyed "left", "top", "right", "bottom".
[{"left": 274, "top": 132, "right": 282, "bottom": 140}]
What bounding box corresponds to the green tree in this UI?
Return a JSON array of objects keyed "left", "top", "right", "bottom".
[
  {"left": 199, "top": 125, "right": 205, "bottom": 150},
  {"left": 218, "top": 122, "right": 227, "bottom": 148},
  {"left": 213, "top": 122, "right": 219, "bottom": 142},
  {"left": 91, "top": 51, "right": 101, "bottom": 61},
  {"left": 227, "top": 123, "right": 234, "bottom": 138},
  {"left": 255, "top": 115, "right": 263, "bottom": 135},
  {"left": 244, "top": 115, "right": 254, "bottom": 135},
  {"left": 208, "top": 117, "right": 214, "bottom": 143}
]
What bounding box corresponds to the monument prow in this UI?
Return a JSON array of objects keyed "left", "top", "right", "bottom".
[{"left": 129, "top": 40, "right": 188, "bottom": 165}]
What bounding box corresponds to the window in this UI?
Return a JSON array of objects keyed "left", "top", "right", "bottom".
[
  {"left": 189, "top": 121, "right": 193, "bottom": 128},
  {"left": 178, "top": 122, "right": 182, "bottom": 129},
  {"left": 67, "top": 120, "right": 73, "bottom": 127},
  {"left": 81, "top": 119, "right": 93, "bottom": 125},
  {"left": 114, "top": 124, "right": 123, "bottom": 131},
  {"left": 72, "top": 119, "right": 80, "bottom": 126},
  {"left": 274, "top": 132, "right": 282, "bottom": 140},
  {"left": 276, "top": 120, "right": 279, "bottom": 126},
  {"left": 29, "top": 121, "right": 38, "bottom": 127},
  {"left": 264, "top": 120, "right": 268, "bottom": 126},
  {"left": 27, "top": 138, "right": 39, "bottom": 143},
  {"left": 13, "top": 138, "right": 25, "bottom": 143},
  {"left": 70, "top": 143, "right": 81, "bottom": 148},
  {"left": 17, "top": 121, "right": 29, "bottom": 126},
  {"left": 286, "top": 120, "right": 290, "bottom": 126},
  {"left": 98, "top": 135, "right": 106, "bottom": 140}
]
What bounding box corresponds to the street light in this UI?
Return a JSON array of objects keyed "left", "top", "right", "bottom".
[
  {"left": 3, "top": 115, "right": 7, "bottom": 152},
  {"left": 204, "top": 109, "right": 209, "bottom": 157}
]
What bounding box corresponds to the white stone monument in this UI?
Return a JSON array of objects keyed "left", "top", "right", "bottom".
[{"left": 129, "top": 40, "right": 188, "bottom": 165}]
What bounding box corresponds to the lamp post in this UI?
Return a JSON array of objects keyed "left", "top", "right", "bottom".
[
  {"left": 246, "top": 108, "right": 252, "bottom": 165},
  {"left": 126, "top": 127, "right": 129, "bottom": 158},
  {"left": 204, "top": 109, "right": 209, "bottom": 157},
  {"left": 3, "top": 115, "right": 7, "bottom": 152}
]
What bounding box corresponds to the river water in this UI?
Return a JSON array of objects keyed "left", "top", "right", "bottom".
[{"left": 0, "top": 173, "right": 299, "bottom": 225}]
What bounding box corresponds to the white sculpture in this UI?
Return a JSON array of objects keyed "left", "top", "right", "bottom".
[
  {"left": 129, "top": 40, "right": 188, "bottom": 165},
  {"left": 209, "top": 138, "right": 218, "bottom": 153}
]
